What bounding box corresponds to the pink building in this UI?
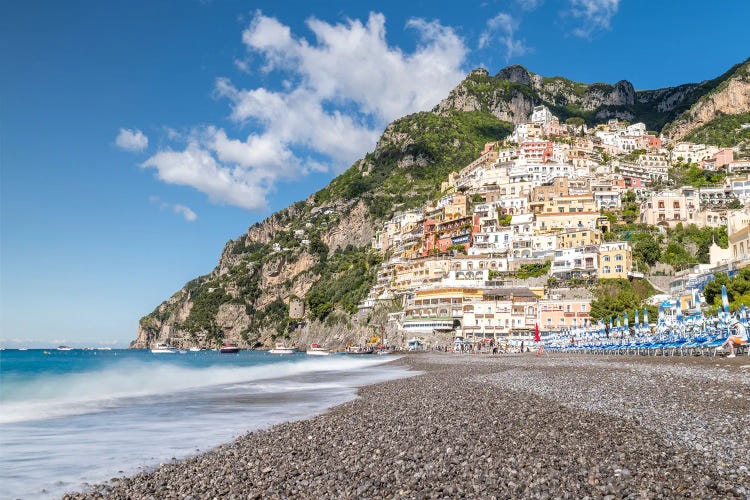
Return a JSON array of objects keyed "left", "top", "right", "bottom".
[
  {"left": 520, "top": 140, "right": 553, "bottom": 164},
  {"left": 702, "top": 148, "right": 733, "bottom": 170}
]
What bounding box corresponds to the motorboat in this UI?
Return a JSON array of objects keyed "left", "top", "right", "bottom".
[
  {"left": 57, "top": 345, "right": 73, "bottom": 351},
  {"left": 219, "top": 342, "right": 240, "bottom": 354},
  {"left": 189, "top": 346, "right": 201, "bottom": 352},
  {"left": 306, "top": 343, "right": 330, "bottom": 356},
  {"left": 345, "top": 346, "right": 372, "bottom": 355},
  {"left": 95, "top": 347, "right": 112, "bottom": 351},
  {"left": 151, "top": 343, "right": 177, "bottom": 354},
  {"left": 269, "top": 342, "right": 296, "bottom": 355}
]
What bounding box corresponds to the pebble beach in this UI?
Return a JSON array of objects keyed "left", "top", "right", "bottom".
[{"left": 65, "top": 354, "right": 750, "bottom": 499}]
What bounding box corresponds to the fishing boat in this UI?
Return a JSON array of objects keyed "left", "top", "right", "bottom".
[
  {"left": 305, "top": 343, "right": 330, "bottom": 356},
  {"left": 57, "top": 345, "right": 73, "bottom": 351},
  {"left": 269, "top": 342, "right": 295, "bottom": 355},
  {"left": 150, "top": 343, "right": 177, "bottom": 354},
  {"left": 219, "top": 342, "right": 240, "bottom": 354}
]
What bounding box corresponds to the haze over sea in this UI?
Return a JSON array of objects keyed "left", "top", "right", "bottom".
[{"left": 0, "top": 349, "right": 412, "bottom": 499}]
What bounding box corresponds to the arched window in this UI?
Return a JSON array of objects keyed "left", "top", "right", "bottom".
[{"left": 603, "top": 255, "right": 611, "bottom": 262}]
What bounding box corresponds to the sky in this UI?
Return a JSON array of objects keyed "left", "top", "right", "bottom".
[{"left": 2, "top": 0, "right": 749, "bottom": 347}]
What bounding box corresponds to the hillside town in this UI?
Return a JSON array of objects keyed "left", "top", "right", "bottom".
[{"left": 357, "top": 106, "right": 750, "bottom": 350}]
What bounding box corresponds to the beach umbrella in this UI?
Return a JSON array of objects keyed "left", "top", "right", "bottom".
[
  {"left": 658, "top": 303, "right": 665, "bottom": 325},
  {"left": 722, "top": 284, "right": 730, "bottom": 315},
  {"left": 534, "top": 323, "right": 540, "bottom": 343},
  {"left": 624, "top": 312, "right": 629, "bottom": 337},
  {"left": 643, "top": 307, "right": 649, "bottom": 328},
  {"left": 634, "top": 309, "right": 639, "bottom": 327}
]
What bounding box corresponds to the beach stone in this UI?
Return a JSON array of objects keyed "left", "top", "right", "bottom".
[{"left": 62, "top": 354, "right": 750, "bottom": 499}]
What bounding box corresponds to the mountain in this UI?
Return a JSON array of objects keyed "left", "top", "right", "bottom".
[
  {"left": 131, "top": 59, "right": 749, "bottom": 349},
  {"left": 436, "top": 59, "right": 749, "bottom": 133},
  {"left": 662, "top": 58, "right": 750, "bottom": 141}
]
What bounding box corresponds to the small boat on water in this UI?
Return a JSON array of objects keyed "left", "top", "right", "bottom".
[
  {"left": 95, "top": 347, "right": 112, "bottom": 351},
  {"left": 57, "top": 345, "right": 73, "bottom": 351},
  {"left": 151, "top": 343, "right": 177, "bottom": 354},
  {"left": 219, "top": 342, "right": 240, "bottom": 354},
  {"left": 269, "top": 342, "right": 296, "bottom": 355},
  {"left": 345, "top": 346, "right": 372, "bottom": 355},
  {"left": 189, "top": 346, "right": 201, "bottom": 352},
  {"left": 306, "top": 343, "right": 330, "bottom": 356}
]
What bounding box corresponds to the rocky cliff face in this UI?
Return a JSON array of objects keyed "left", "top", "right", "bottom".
[
  {"left": 663, "top": 59, "right": 750, "bottom": 140},
  {"left": 436, "top": 61, "right": 748, "bottom": 132}
]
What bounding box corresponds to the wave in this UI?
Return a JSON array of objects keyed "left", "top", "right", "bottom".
[{"left": 0, "top": 356, "right": 396, "bottom": 424}]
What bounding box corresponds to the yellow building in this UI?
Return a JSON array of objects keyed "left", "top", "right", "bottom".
[
  {"left": 531, "top": 194, "right": 597, "bottom": 215},
  {"left": 598, "top": 242, "right": 632, "bottom": 279},
  {"left": 535, "top": 211, "right": 600, "bottom": 233},
  {"left": 394, "top": 257, "right": 451, "bottom": 292},
  {"left": 557, "top": 228, "right": 602, "bottom": 249}
]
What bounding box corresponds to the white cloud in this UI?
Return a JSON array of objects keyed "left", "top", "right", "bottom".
[
  {"left": 149, "top": 196, "right": 198, "bottom": 222},
  {"left": 479, "top": 13, "right": 531, "bottom": 62},
  {"left": 141, "top": 12, "right": 468, "bottom": 211},
  {"left": 115, "top": 128, "right": 149, "bottom": 152},
  {"left": 568, "top": 0, "right": 620, "bottom": 38},
  {"left": 516, "top": 0, "right": 543, "bottom": 11}
]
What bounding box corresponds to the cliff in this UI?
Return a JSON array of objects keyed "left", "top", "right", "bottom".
[
  {"left": 663, "top": 58, "right": 750, "bottom": 140},
  {"left": 132, "top": 59, "right": 750, "bottom": 349}
]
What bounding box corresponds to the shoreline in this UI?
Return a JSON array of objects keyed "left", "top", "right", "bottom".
[{"left": 65, "top": 354, "right": 750, "bottom": 498}]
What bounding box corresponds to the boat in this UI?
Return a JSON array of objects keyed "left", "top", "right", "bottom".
[
  {"left": 57, "top": 345, "right": 73, "bottom": 351},
  {"left": 95, "top": 347, "right": 112, "bottom": 351},
  {"left": 269, "top": 342, "right": 296, "bottom": 355},
  {"left": 189, "top": 346, "right": 201, "bottom": 352},
  {"left": 150, "top": 343, "right": 177, "bottom": 354},
  {"left": 306, "top": 343, "right": 330, "bottom": 356},
  {"left": 345, "top": 345, "right": 372, "bottom": 355},
  {"left": 219, "top": 342, "right": 240, "bottom": 354}
]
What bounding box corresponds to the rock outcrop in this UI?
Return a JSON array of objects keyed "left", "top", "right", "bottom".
[{"left": 663, "top": 59, "right": 750, "bottom": 140}]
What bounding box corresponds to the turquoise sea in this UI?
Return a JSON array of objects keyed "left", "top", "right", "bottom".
[{"left": 0, "top": 349, "right": 411, "bottom": 499}]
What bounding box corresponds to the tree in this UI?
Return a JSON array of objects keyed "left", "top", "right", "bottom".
[{"left": 727, "top": 198, "right": 743, "bottom": 209}]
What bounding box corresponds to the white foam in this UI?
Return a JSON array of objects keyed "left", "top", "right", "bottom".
[{"left": 0, "top": 356, "right": 396, "bottom": 423}]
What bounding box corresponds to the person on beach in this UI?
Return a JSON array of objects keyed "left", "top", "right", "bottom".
[{"left": 721, "top": 321, "right": 747, "bottom": 358}]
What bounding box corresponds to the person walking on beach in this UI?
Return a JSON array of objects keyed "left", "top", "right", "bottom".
[{"left": 533, "top": 323, "right": 544, "bottom": 356}]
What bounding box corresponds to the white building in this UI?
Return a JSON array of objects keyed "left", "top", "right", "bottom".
[{"left": 531, "top": 105, "right": 554, "bottom": 125}]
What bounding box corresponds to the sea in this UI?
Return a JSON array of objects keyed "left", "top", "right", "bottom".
[{"left": 0, "top": 348, "right": 414, "bottom": 499}]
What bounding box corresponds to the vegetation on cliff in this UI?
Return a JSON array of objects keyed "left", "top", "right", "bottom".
[
  {"left": 315, "top": 110, "right": 513, "bottom": 221},
  {"left": 682, "top": 112, "right": 750, "bottom": 147}
]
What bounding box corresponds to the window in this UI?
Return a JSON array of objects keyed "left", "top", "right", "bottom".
[
  {"left": 603, "top": 255, "right": 611, "bottom": 262},
  {"left": 603, "top": 266, "right": 611, "bottom": 274},
  {"left": 615, "top": 265, "right": 623, "bottom": 273},
  {"left": 615, "top": 254, "right": 623, "bottom": 261}
]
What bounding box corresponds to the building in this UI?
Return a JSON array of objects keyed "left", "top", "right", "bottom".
[
  {"left": 598, "top": 242, "right": 632, "bottom": 279},
  {"left": 531, "top": 105, "right": 554, "bottom": 125},
  {"left": 519, "top": 140, "right": 553, "bottom": 164},
  {"left": 639, "top": 191, "right": 699, "bottom": 228}
]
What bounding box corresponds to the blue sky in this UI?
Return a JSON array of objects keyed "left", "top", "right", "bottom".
[{"left": 2, "top": 0, "right": 749, "bottom": 347}]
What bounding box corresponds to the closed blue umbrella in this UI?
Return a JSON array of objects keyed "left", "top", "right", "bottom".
[{"left": 722, "top": 284, "right": 730, "bottom": 315}]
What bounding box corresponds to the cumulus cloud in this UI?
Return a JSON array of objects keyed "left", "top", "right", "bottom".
[
  {"left": 115, "top": 128, "right": 149, "bottom": 152},
  {"left": 568, "top": 0, "right": 621, "bottom": 38},
  {"left": 149, "top": 196, "right": 198, "bottom": 222},
  {"left": 479, "top": 13, "right": 531, "bottom": 62},
  {"left": 141, "top": 12, "right": 468, "bottom": 211}
]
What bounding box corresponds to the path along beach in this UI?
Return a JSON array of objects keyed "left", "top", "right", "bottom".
[{"left": 65, "top": 354, "right": 750, "bottom": 499}]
